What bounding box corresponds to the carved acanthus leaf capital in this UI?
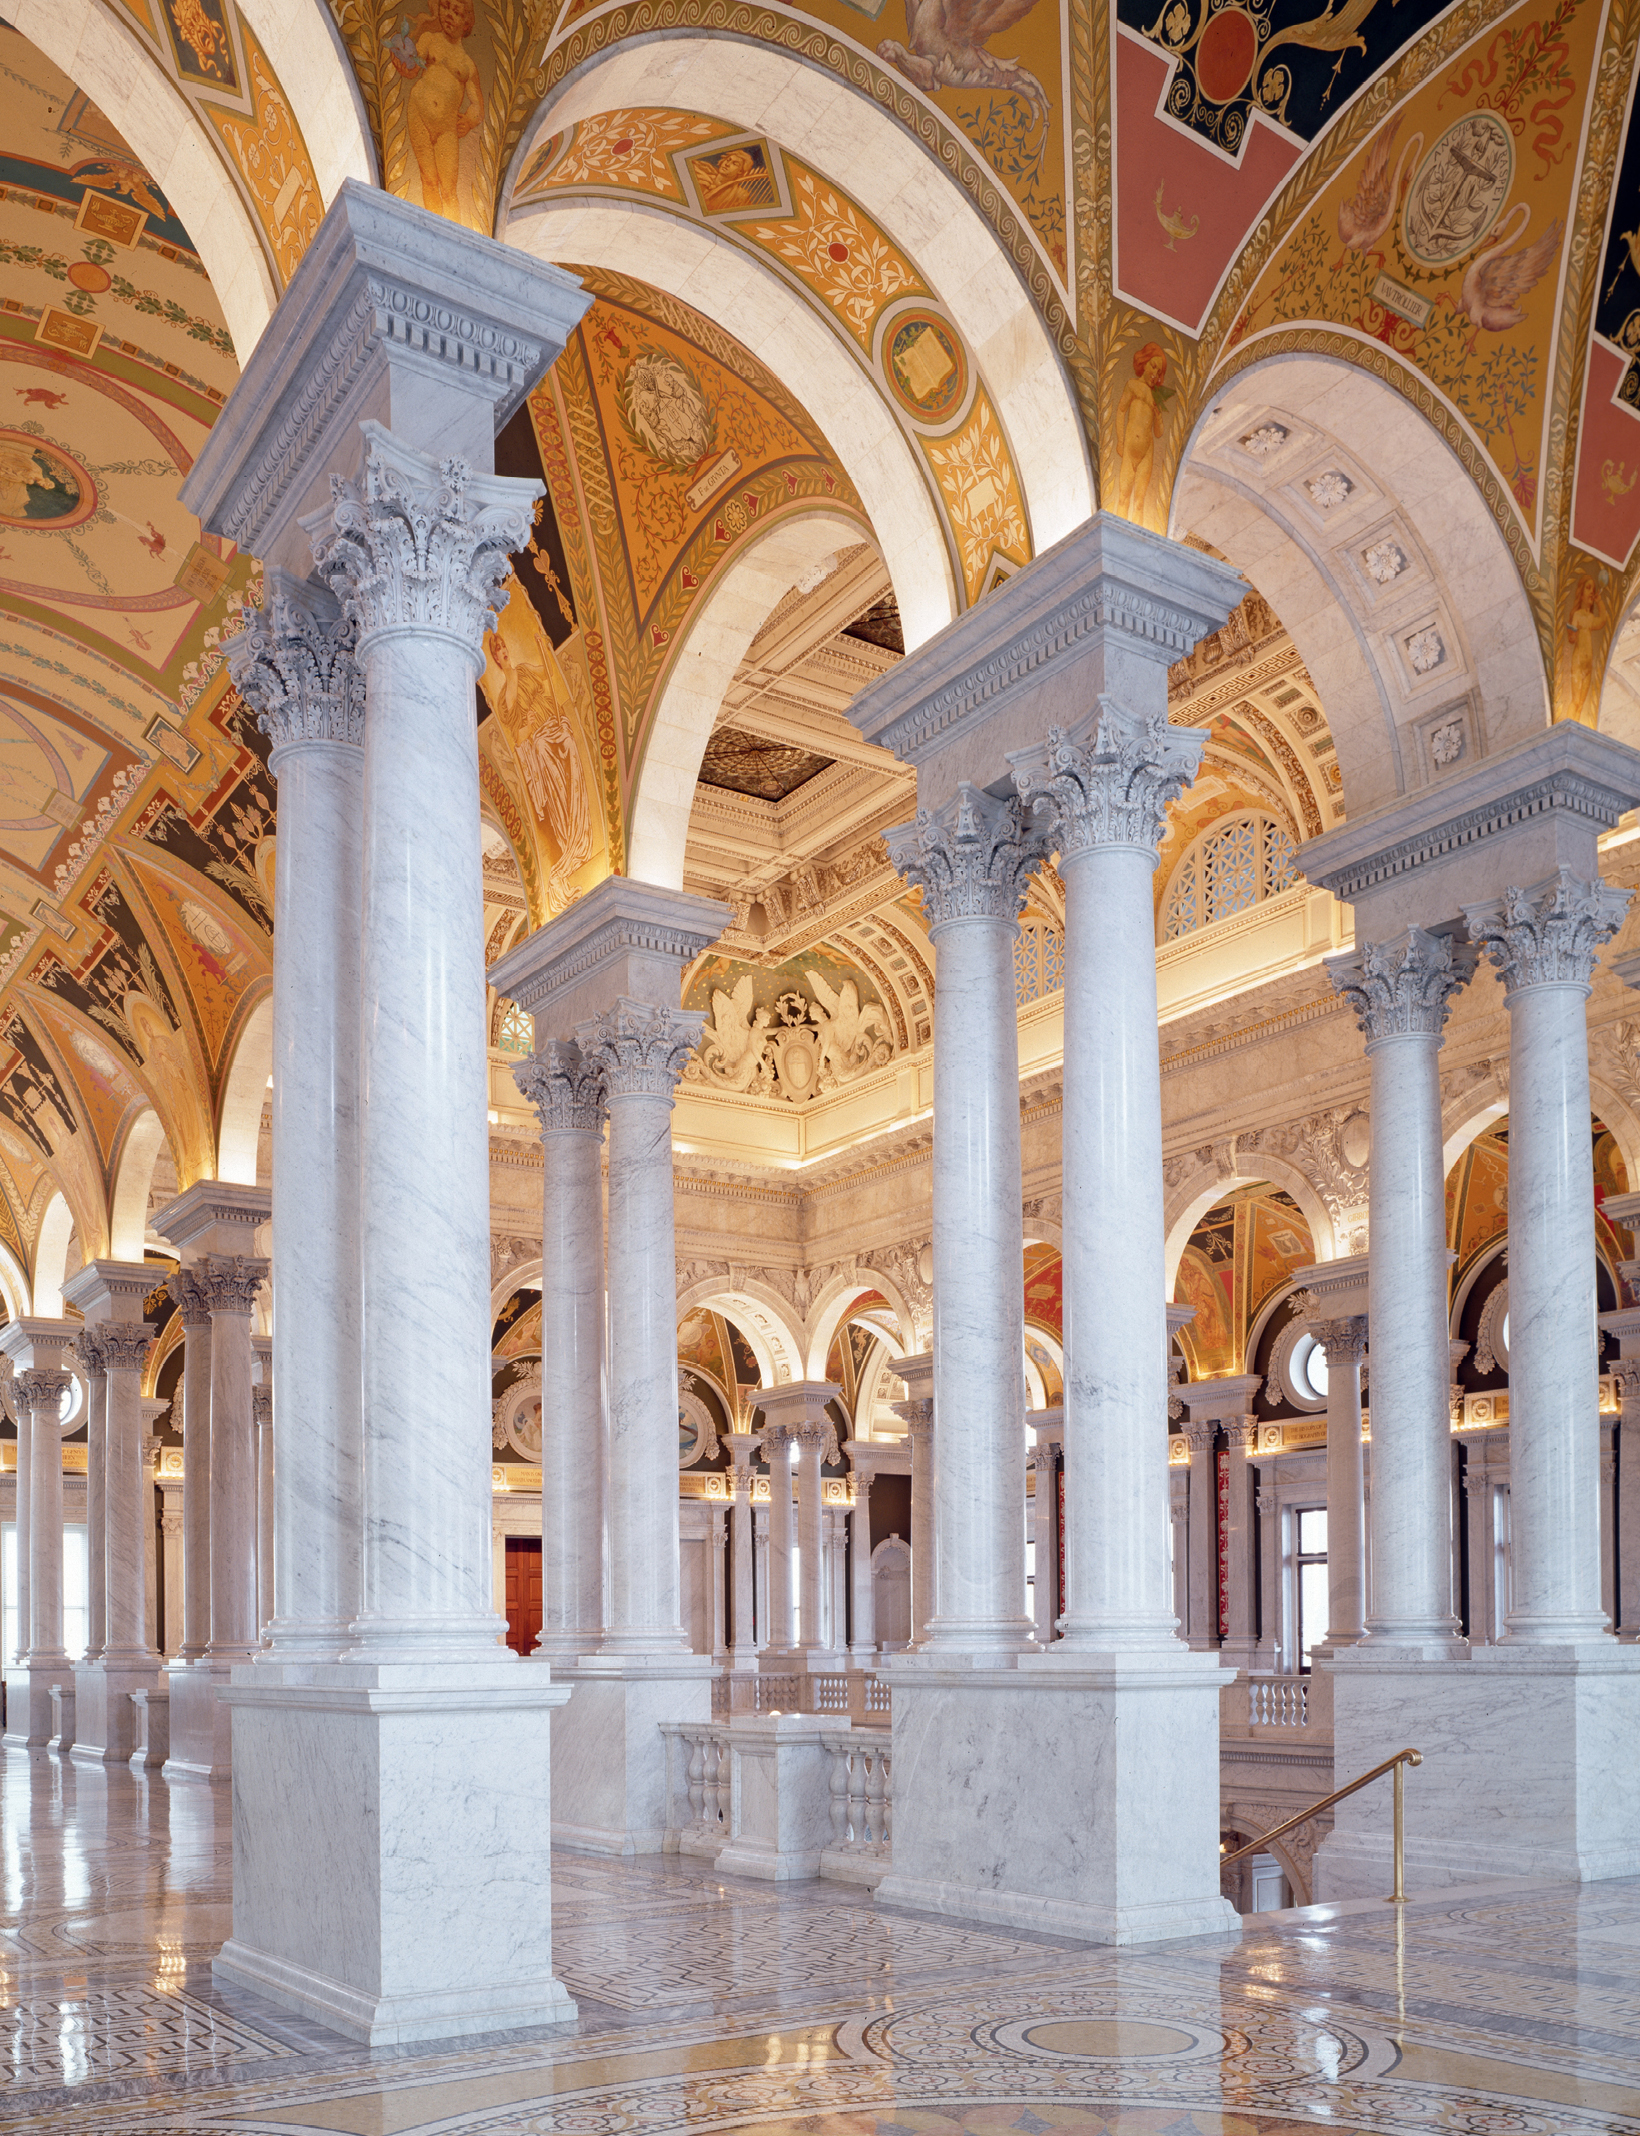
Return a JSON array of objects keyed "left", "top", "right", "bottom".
[
  {"left": 1308, "top": 1313, "right": 1368, "bottom": 1367},
  {"left": 167, "top": 1267, "right": 213, "bottom": 1330},
  {"left": 197, "top": 1255, "right": 270, "bottom": 1316},
  {"left": 514, "top": 1037, "right": 605, "bottom": 1135},
  {"left": 1181, "top": 1420, "right": 1217, "bottom": 1455},
  {"left": 74, "top": 1326, "right": 108, "bottom": 1378},
  {"left": 228, "top": 590, "right": 364, "bottom": 759},
  {"left": 98, "top": 1324, "right": 154, "bottom": 1374},
  {"left": 1328, "top": 927, "right": 1478, "bottom": 1045},
  {"left": 581, "top": 999, "right": 705, "bottom": 1100},
  {"left": 1463, "top": 869, "right": 1629, "bottom": 995},
  {"left": 308, "top": 424, "right": 536, "bottom": 663},
  {"left": 1008, "top": 698, "right": 1205, "bottom": 861},
  {"left": 18, "top": 1367, "right": 71, "bottom": 1416},
  {"left": 252, "top": 1384, "right": 273, "bottom": 1427},
  {"left": 884, "top": 782, "right": 1054, "bottom": 931}
]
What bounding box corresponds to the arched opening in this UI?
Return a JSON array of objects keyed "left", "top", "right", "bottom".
[
  {"left": 33, "top": 1189, "right": 75, "bottom": 1316},
  {"left": 109, "top": 1108, "right": 171, "bottom": 1262},
  {"left": 218, "top": 994, "right": 274, "bottom": 1187}
]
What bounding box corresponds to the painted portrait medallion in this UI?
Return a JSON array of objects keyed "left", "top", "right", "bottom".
[{"left": 0, "top": 432, "right": 94, "bottom": 529}]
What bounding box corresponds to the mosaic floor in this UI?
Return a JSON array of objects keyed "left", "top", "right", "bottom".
[{"left": 5, "top": 1749, "right": 1640, "bottom": 2134}]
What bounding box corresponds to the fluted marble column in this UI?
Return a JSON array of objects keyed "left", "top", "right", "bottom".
[
  {"left": 168, "top": 1270, "right": 213, "bottom": 1662},
  {"left": 1465, "top": 872, "right": 1628, "bottom": 1641},
  {"left": 1328, "top": 930, "right": 1475, "bottom": 1651},
  {"left": 575, "top": 1001, "right": 703, "bottom": 1653},
  {"left": 1310, "top": 1315, "right": 1368, "bottom": 1648},
  {"left": 761, "top": 1425, "right": 795, "bottom": 1654},
  {"left": 310, "top": 428, "right": 539, "bottom": 1659},
  {"left": 230, "top": 582, "right": 363, "bottom": 1658},
  {"left": 1011, "top": 706, "right": 1203, "bottom": 1649},
  {"left": 514, "top": 1039, "right": 605, "bottom": 1659},
  {"left": 723, "top": 1431, "right": 760, "bottom": 1669},
  {"left": 887, "top": 788, "right": 1050, "bottom": 1652},
  {"left": 78, "top": 1331, "right": 108, "bottom": 1662}
]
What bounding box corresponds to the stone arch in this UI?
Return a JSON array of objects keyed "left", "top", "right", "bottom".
[
  {"left": 503, "top": 38, "right": 1091, "bottom": 560},
  {"left": 1164, "top": 1158, "right": 1337, "bottom": 1296},
  {"left": 490, "top": 1258, "right": 542, "bottom": 1322},
  {"left": 675, "top": 1281, "right": 806, "bottom": 1390},
  {"left": 803, "top": 1271, "right": 913, "bottom": 1381},
  {"left": 1440, "top": 1066, "right": 1510, "bottom": 1174},
  {"left": 33, "top": 1189, "right": 75, "bottom": 1316},
  {"left": 0, "top": 1238, "right": 29, "bottom": 1323},
  {"left": 217, "top": 992, "right": 273, "bottom": 1186},
  {"left": 8, "top": 0, "right": 278, "bottom": 358},
  {"left": 1173, "top": 353, "right": 1547, "bottom": 821},
  {"left": 626, "top": 509, "right": 876, "bottom": 886},
  {"left": 233, "top": 0, "right": 376, "bottom": 202},
  {"left": 109, "top": 1108, "right": 170, "bottom": 1262}
]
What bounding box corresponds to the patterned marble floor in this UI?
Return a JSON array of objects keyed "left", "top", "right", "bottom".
[{"left": 4, "top": 1749, "right": 1640, "bottom": 2134}]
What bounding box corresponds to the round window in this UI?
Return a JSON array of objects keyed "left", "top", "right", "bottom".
[{"left": 1286, "top": 1331, "right": 1329, "bottom": 1406}]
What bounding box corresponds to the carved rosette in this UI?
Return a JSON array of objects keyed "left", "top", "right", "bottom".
[
  {"left": 99, "top": 1324, "right": 155, "bottom": 1375},
  {"left": 1463, "top": 869, "right": 1630, "bottom": 996},
  {"left": 18, "top": 1367, "right": 71, "bottom": 1420},
  {"left": 1009, "top": 698, "right": 1205, "bottom": 862},
  {"left": 1328, "top": 927, "right": 1478, "bottom": 1045},
  {"left": 197, "top": 1256, "right": 271, "bottom": 1316},
  {"left": 582, "top": 1000, "right": 706, "bottom": 1101},
  {"left": 167, "top": 1268, "right": 213, "bottom": 1330},
  {"left": 228, "top": 593, "right": 365, "bottom": 763},
  {"left": 74, "top": 1326, "right": 109, "bottom": 1380},
  {"left": 310, "top": 428, "right": 535, "bottom": 663},
  {"left": 1308, "top": 1314, "right": 1368, "bottom": 1368},
  {"left": 884, "top": 782, "right": 1054, "bottom": 931},
  {"left": 514, "top": 1037, "right": 606, "bottom": 1136}
]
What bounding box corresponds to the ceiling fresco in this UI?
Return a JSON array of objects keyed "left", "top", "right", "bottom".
[{"left": 1173, "top": 1182, "right": 1314, "bottom": 1377}]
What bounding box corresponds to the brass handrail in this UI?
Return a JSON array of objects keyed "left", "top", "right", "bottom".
[{"left": 1222, "top": 1746, "right": 1423, "bottom": 1904}]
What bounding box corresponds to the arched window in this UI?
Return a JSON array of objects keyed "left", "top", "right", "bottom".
[
  {"left": 1014, "top": 918, "right": 1065, "bottom": 1005},
  {"left": 495, "top": 1002, "right": 535, "bottom": 1057},
  {"left": 1160, "top": 813, "right": 1297, "bottom": 943}
]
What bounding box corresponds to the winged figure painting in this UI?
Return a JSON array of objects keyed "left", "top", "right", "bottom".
[
  {"left": 878, "top": 0, "right": 1051, "bottom": 138},
  {"left": 1457, "top": 210, "right": 1564, "bottom": 338}
]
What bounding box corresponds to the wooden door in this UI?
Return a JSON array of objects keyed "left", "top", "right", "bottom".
[{"left": 504, "top": 1537, "right": 543, "bottom": 1655}]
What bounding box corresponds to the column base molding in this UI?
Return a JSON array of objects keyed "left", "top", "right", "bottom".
[
  {"left": 69, "top": 1658, "right": 163, "bottom": 1762},
  {"left": 875, "top": 1647, "right": 1238, "bottom": 1949},
  {"left": 217, "top": 1660, "right": 575, "bottom": 2046},
  {"left": 164, "top": 1658, "right": 234, "bottom": 1779},
  {"left": 551, "top": 1656, "right": 713, "bottom": 1854},
  {"left": 1314, "top": 1644, "right": 1640, "bottom": 1899}
]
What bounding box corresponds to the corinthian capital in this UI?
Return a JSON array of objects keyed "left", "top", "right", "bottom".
[
  {"left": 1463, "top": 869, "right": 1630, "bottom": 995},
  {"left": 514, "top": 1037, "right": 605, "bottom": 1135},
  {"left": 228, "top": 580, "right": 364, "bottom": 761},
  {"left": 884, "top": 782, "right": 1054, "bottom": 931},
  {"left": 1327, "top": 927, "right": 1477, "bottom": 1045},
  {"left": 167, "top": 1267, "right": 212, "bottom": 1329},
  {"left": 580, "top": 998, "right": 705, "bottom": 1101},
  {"left": 197, "top": 1255, "right": 270, "bottom": 1316},
  {"left": 18, "top": 1367, "right": 71, "bottom": 1418},
  {"left": 307, "top": 422, "right": 537, "bottom": 662},
  {"left": 1008, "top": 698, "right": 1205, "bottom": 861},
  {"left": 74, "top": 1326, "right": 108, "bottom": 1378},
  {"left": 98, "top": 1324, "right": 155, "bottom": 1375},
  {"left": 1308, "top": 1314, "right": 1368, "bottom": 1367}
]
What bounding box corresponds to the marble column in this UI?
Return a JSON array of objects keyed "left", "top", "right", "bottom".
[
  {"left": 723, "top": 1431, "right": 759, "bottom": 1673},
  {"left": 709, "top": 1507, "right": 728, "bottom": 1666},
  {"left": 827, "top": 1506, "right": 849, "bottom": 1655},
  {"left": 252, "top": 1339, "right": 273, "bottom": 1639},
  {"left": 199, "top": 1258, "right": 268, "bottom": 1666},
  {"left": 1030, "top": 1409, "right": 1062, "bottom": 1644},
  {"left": 754, "top": 1505, "right": 770, "bottom": 1652},
  {"left": 159, "top": 1487, "right": 184, "bottom": 1659},
  {"left": 2, "top": 1360, "right": 29, "bottom": 1742},
  {"left": 141, "top": 1405, "right": 167, "bottom": 1656},
  {"left": 1601, "top": 1317, "right": 1640, "bottom": 1640},
  {"left": 1465, "top": 872, "right": 1627, "bottom": 1641},
  {"left": 796, "top": 1426, "right": 826, "bottom": 1653},
  {"left": 168, "top": 1269, "right": 213, "bottom": 1663},
  {"left": 1328, "top": 930, "right": 1475, "bottom": 1651},
  {"left": 513, "top": 1039, "right": 604, "bottom": 1660},
  {"left": 1220, "top": 1411, "right": 1261, "bottom": 1671},
  {"left": 845, "top": 1458, "right": 876, "bottom": 1663},
  {"left": 79, "top": 1330, "right": 107, "bottom": 1663},
  {"left": 230, "top": 582, "right": 363, "bottom": 1658},
  {"left": 887, "top": 789, "right": 1050, "bottom": 1653},
  {"left": 760, "top": 1426, "right": 795, "bottom": 1654},
  {"left": 2, "top": 1321, "right": 77, "bottom": 1750},
  {"left": 310, "top": 430, "right": 539, "bottom": 1663},
  {"left": 890, "top": 1354, "right": 935, "bottom": 1646},
  {"left": 1179, "top": 1421, "right": 1218, "bottom": 1652},
  {"left": 1011, "top": 707, "right": 1202, "bottom": 1649},
  {"left": 1293, "top": 1269, "right": 1370, "bottom": 1652},
  {"left": 576, "top": 1002, "right": 704, "bottom": 1655}
]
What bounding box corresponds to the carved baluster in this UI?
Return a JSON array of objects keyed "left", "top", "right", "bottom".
[{"left": 828, "top": 1741, "right": 850, "bottom": 1848}]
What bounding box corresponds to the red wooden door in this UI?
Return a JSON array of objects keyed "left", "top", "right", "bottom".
[{"left": 505, "top": 1537, "right": 543, "bottom": 1655}]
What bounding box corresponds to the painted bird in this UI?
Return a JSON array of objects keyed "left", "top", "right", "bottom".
[
  {"left": 1457, "top": 209, "right": 1563, "bottom": 336},
  {"left": 1337, "top": 117, "right": 1423, "bottom": 253}
]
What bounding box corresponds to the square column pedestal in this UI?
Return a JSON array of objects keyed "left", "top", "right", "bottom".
[
  {"left": 550, "top": 1656, "right": 713, "bottom": 1854},
  {"left": 1314, "top": 1646, "right": 1640, "bottom": 1896},
  {"left": 165, "top": 1658, "right": 234, "bottom": 1779},
  {"left": 874, "top": 1650, "right": 1239, "bottom": 1944},
  {"left": 215, "top": 1661, "right": 576, "bottom": 2044},
  {"left": 71, "top": 1661, "right": 164, "bottom": 1765}
]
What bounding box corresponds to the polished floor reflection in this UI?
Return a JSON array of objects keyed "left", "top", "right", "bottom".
[{"left": 5, "top": 1747, "right": 1640, "bottom": 2134}]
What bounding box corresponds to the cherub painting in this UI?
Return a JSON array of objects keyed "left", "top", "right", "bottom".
[{"left": 388, "top": 0, "right": 484, "bottom": 220}]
